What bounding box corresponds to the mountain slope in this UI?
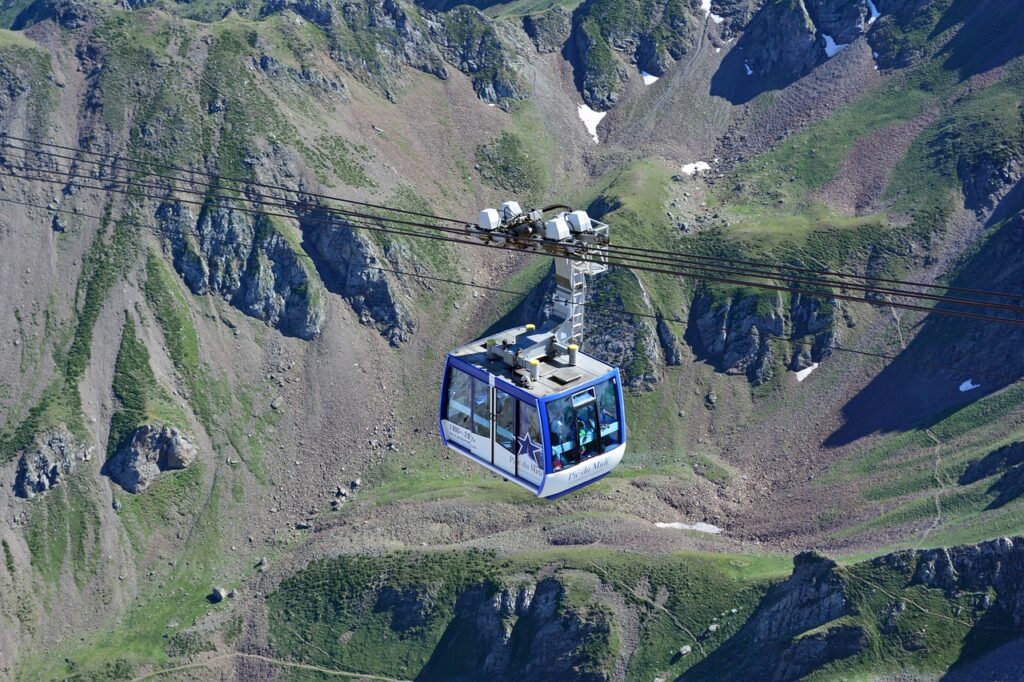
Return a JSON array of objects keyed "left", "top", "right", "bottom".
[{"left": 0, "top": 0, "right": 1023, "bottom": 678}]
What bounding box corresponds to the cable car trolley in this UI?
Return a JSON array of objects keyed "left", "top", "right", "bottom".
[{"left": 440, "top": 201, "right": 626, "bottom": 498}]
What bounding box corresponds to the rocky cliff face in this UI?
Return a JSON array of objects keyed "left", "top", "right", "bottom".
[
  {"left": 682, "top": 550, "right": 865, "bottom": 682},
  {"left": 104, "top": 424, "right": 196, "bottom": 494},
  {"left": 583, "top": 271, "right": 664, "bottom": 389},
  {"left": 262, "top": 0, "right": 448, "bottom": 98},
  {"left": 157, "top": 201, "right": 326, "bottom": 340},
  {"left": 736, "top": 0, "right": 820, "bottom": 85},
  {"left": 13, "top": 429, "right": 92, "bottom": 499},
  {"left": 300, "top": 208, "right": 414, "bottom": 346},
  {"left": 882, "top": 538, "right": 1024, "bottom": 630},
  {"left": 566, "top": 0, "right": 697, "bottom": 109},
  {"left": 686, "top": 287, "right": 840, "bottom": 384},
  {"left": 686, "top": 290, "right": 785, "bottom": 385},
  {"left": 260, "top": 0, "right": 524, "bottom": 107},
  {"left": 523, "top": 8, "right": 572, "bottom": 54},
  {"left": 420, "top": 578, "right": 614, "bottom": 682},
  {"left": 431, "top": 7, "right": 526, "bottom": 107}
]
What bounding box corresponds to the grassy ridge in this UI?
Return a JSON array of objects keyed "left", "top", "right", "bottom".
[{"left": 267, "top": 547, "right": 790, "bottom": 682}]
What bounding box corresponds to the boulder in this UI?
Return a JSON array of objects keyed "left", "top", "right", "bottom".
[
  {"left": 105, "top": 425, "right": 196, "bottom": 493},
  {"left": 13, "top": 429, "right": 91, "bottom": 499}
]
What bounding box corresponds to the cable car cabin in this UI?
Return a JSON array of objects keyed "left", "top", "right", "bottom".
[{"left": 440, "top": 325, "right": 626, "bottom": 499}]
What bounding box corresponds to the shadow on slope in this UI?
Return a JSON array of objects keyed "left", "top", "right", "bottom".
[
  {"left": 933, "top": 0, "right": 1024, "bottom": 81},
  {"left": 825, "top": 207, "right": 1024, "bottom": 448},
  {"left": 678, "top": 552, "right": 864, "bottom": 682}
]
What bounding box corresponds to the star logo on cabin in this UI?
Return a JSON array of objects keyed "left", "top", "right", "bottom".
[{"left": 517, "top": 433, "right": 542, "bottom": 466}]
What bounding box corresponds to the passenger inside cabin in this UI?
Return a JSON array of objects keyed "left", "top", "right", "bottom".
[{"left": 577, "top": 402, "right": 598, "bottom": 459}]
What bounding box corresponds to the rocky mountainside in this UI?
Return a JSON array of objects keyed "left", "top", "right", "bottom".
[{"left": 0, "top": 0, "right": 1023, "bottom": 679}]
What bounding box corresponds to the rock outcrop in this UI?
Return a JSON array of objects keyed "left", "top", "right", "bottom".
[
  {"left": 300, "top": 209, "right": 414, "bottom": 346},
  {"left": 523, "top": 8, "right": 571, "bottom": 54},
  {"left": 11, "top": 0, "right": 92, "bottom": 30},
  {"left": 431, "top": 7, "right": 526, "bottom": 108},
  {"left": 583, "top": 271, "right": 662, "bottom": 389},
  {"left": 737, "top": 0, "right": 821, "bottom": 84},
  {"left": 105, "top": 424, "right": 196, "bottom": 493},
  {"left": 683, "top": 551, "right": 865, "bottom": 682},
  {"left": 804, "top": 0, "right": 870, "bottom": 45},
  {"left": 686, "top": 287, "right": 840, "bottom": 383},
  {"left": 880, "top": 538, "right": 1024, "bottom": 630},
  {"left": 262, "top": 0, "right": 447, "bottom": 98},
  {"left": 254, "top": 54, "right": 348, "bottom": 101},
  {"left": 566, "top": 0, "right": 697, "bottom": 109},
  {"left": 157, "top": 201, "right": 325, "bottom": 340},
  {"left": 13, "top": 429, "right": 92, "bottom": 499},
  {"left": 958, "top": 154, "right": 1023, "bottom": 214},
  {"left": 420, "top": 578, "right": 614, "bottom": 681},
  {"left": 960, "top": 442, "right": 1024, "bottom": 485},
  {"left": 687, "top": 290, "right": 785, "bottom": 385},
  {"left": 788, "top": 291, "right": 840, "bottom": 370},
  {"left": 261, "top": 0, "right": 525, "bottom": 107}
]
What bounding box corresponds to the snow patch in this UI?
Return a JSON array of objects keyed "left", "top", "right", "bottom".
[
  {"left": 640, "top": 70, "right": 659, "bottom": 85},
  {"left": 487, "top": 103, "right": 496, "bottom": 107},
  {"left": 681, "top": 161, "right": 711, "bottom": 175},
  {"left": 959, "top": 379, "right": 981, "bottom": 392},
  {"left": 656, "top": 521, "right": 723, "bottom": 534},
  {"left": 710, "top": 12, "right": 724, "bottom": 24},
  {"left": 823, "top": 34, "right": 848, "bottom": 58},
  {"left": 866, "top": 0, "right": 880, "bottom": 24},
  {"left": 744, "top": 61, "right": 753, "bottom": 76},
  {"left": 700, "top": 0, "right": 710, "bottom": 16},
  {"left": 577, "top": 103, "right": 606, "bottom": 144},
  {"left": 795, "top": 363, "right": 819, "bottom": 382},
  {"left": 715, "top": 46, "right": 721, "bottom": 53}
]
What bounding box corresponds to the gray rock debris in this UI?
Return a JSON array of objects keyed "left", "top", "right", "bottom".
[
  {"left": 13, "top": 429, "right": 92, "bottom": 499},
  {"left": 105, "top": 424, "right": 196, "bottom": 494}
]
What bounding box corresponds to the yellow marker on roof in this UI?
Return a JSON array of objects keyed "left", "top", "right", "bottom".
[{"left": 525, "top": 323, "right": 536, "bottom": 331}]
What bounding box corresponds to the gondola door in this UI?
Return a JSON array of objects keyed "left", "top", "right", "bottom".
[{"left": 493, "top": 386, "right": 517, "bottom": 476}]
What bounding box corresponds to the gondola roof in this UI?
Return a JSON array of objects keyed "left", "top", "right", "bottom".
[{"left": 449, "top": 325, "right": 615, "bottom": 399}]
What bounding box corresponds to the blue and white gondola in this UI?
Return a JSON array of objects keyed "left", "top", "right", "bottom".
[{"left": 440, "top": 324, "right": 627, "bottom": 498}]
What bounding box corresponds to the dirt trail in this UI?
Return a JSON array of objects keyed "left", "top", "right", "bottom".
[{"left": 130, "top": 652, "right": 412, "bottom": 682}]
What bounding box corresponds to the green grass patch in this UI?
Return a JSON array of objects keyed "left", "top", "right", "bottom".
[
  {"left": 107, "top": 315, "right": 190, "bottom": 458},
  {"left": 27, "top": 473, "right": 225, "bottom": 679},
  {"left": 366, "top": 440, "right": 546, "bottom": 507},
  {"left": 305, "top": 134, "right": 374, "bottom": 188},
  {"left": 115, "top": 463, "right": 205, "bottom": 553},
  {"left": 475, "top": 130, "right": 550, "bottom": 198},
  {"left": 24, "top": 476, "right": 101, "bottom": 589},
  {"left": 268, "top": 550, "right": 506, "bottom": 678},
  {"left": 143, "top": 250, "right": 226, "bottom": 429},
  {"left": 0, "top": 32, "right": 56, "bottom": 137},
  {"left": 806, "top": 557, "right": 992, "bottom": 679},
  {"left": 2, "top": 538, "right": 14, "bottom": 576}
]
